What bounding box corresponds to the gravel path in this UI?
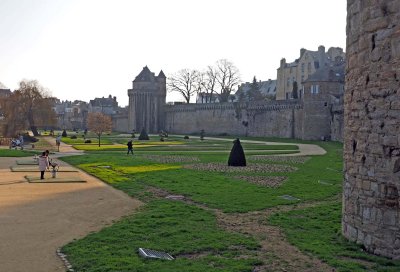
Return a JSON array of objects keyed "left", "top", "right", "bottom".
[{"left": 0, "top": 137, "right": 143, "bottom": 272}]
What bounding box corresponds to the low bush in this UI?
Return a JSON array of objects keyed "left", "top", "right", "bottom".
[{"left": 85, "top": 139, "right": 92, "bottom": 143}]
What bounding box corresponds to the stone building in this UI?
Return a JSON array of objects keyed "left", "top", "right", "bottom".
[
  {"left": 343, "top": 0, "right": 400, "bottom": 259},
  {"left": 301, "top": 61, "right": 345, "bottom": 140},
  {"left": 276, "top": 46, "right": 345, "bottom": 100},
  {"left": 89, "top": 95, "right": 119, "bottom": 115},
  {"left": 127, "top": 66, "right": 166, "bottom": 133},
  {"left": 236, "top": 79, "right": 277, "bottom": 101},
  {"left": 54, "top": 100, "right": 88, "bottom": 130}
]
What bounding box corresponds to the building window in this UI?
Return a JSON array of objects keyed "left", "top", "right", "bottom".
[
  {"left": 287, "top": 78, "right": 290, "bottom": 87},
  {"left": 311, "top": 85, "right": 320, "bottom": 94},
  {"left": 290, "top": 67, "right": 292, "bottom": 73},
  {"left": 308, "top": 62, "right": 311, "bottom": 72},
  {"left": 301, "top": 75, "right": 304, "bottom": 82},
  {"left": 301, "top": 63, "right": 305, "bottom": 73},
  {"left": 314, "top": 61, "right": 319, "bottom": 69}
]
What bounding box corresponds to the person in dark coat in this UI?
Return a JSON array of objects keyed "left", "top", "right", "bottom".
[{"left": 127, "top": 140, "right": 134, "bottom": 155}]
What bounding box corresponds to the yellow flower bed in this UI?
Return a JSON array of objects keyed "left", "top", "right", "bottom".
[{"left": 116, "top": 164, "right": 181, "bottom": 174}]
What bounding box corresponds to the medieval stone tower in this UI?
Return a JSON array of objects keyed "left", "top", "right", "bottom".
[
  {"left": 343, "top": 0, "right": 400, "bottom": 259},
  {"left": 128, "top": 66, "right": 166, "bottom": 133}
]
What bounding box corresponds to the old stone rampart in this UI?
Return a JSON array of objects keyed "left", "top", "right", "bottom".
[
  {"left": 343, "top": 0, "right": 400, "bottom": 259},
  {"left": 165, "top": 100, "right": 312, "bottom": 139}
]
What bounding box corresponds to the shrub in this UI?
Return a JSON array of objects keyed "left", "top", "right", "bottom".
[
  {"left": 138, "top": 128, "right": 150, "bottom": 140},
  {"left": 184, "top": 135, "right": 189, "bottom": 139},
  {"left": 62, "top": 129, "right": 67, "bottom": 137},
  {"left": 200, "top": 129, "right": 205, "bottom": 141},
  {"left": 84, "top": 139, "right": 92, "bottom": 143},
  {"left": 70, "top": 135, "right": 77, "bottom": 139},
  {"left": 160, "top": 137, "right": 164, "bottom": 142},
  {"left": 228, "top": 138, "right": 246, "bottom": 167},
  {"left": 218, "top": 132, "right": 229, "bottom": 136},
  {"left": 22, "top": 134, "right": 38, "bottom": 143}
]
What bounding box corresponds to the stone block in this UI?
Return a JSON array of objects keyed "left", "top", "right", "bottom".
[
  {"left": 383, "top": 136, "right": 398, "bottom": 146},
  {"left": 383, "top": 210, "right": 397, "bottom": 226},
  {"left": 362, "top": 206, "right": 371, "bottom": 221},
  {"left": 362, "top": 180, "right": 371, "bottom": 190}
]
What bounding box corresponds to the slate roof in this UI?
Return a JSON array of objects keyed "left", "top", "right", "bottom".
[
  {"left": 134, "top": 66, "right": 156, "bottom": 82},
  {"left": 158, "top": 70, "right": 166, "bottom": 78}
]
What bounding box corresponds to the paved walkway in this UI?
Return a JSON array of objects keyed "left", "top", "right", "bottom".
[{"left": 0, "top": 137, "right": 143, "bottom": 272}]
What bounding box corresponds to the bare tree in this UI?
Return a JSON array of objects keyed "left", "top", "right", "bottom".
[
  {"left": 200, "top": 66, "right": 218, "bottom": 103},
  {"left": 0, "top": 80, "right": 56, "bottom": 136},
  {"left": 168, "top": 69, "right": 200, "bottom": 103},
  {"left": 87, "top": 112, "right": 112, "bottom": 147},
  {"left": 214, "top": 59, "right": 241, "bottom": 102}
]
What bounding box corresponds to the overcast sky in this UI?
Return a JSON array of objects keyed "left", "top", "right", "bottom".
[{"left": 0, "top": 0, "right": 346, "bottom": 106}]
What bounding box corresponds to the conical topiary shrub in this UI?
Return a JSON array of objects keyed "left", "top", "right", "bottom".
[
  {"left": 62, "top": 129, "right": 67, "bottom": 137},
  {"left": 138, "top": 128, "right": 150, "bottom": 140},
  {"left": 228, "top": 138, "right": 246, "bottom": 166}
]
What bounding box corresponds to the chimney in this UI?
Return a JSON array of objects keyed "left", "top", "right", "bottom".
[{"left": 280, "top": 58, "right": 286, "bottom": 68}]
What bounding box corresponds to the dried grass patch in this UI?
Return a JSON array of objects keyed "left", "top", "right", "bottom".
[
  {"left": 234, "top": 176, "right": 287, "bottom": 187},
  {"left": 142, "top": 155, "right": 200, "bottom": 163},
  {"left": 183, "top": 163, "right": 297, "bottom": 173},
  {"left": 249, "top": 155, "right": 310, "bottom": 164}
]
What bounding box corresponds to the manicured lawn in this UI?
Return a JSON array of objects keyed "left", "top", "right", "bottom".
[
  {"left": 0, "top": 149, "right": 39, "bottom": 157},
  {"left": 59, "top": 138, "right": 399, "bottom": 271},
  {"left": 62, "top": 200, "right": 260, "bottom": 272},
  {"left": 63, "top": 142, "right": 340, "bottom": 213},
  {"left": 61, "top": 136, "right": 113, "bottom": 145},
  {"left": 268, "top": 203, "right": 400, "bottom": 272}
]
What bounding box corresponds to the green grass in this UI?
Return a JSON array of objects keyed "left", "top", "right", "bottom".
[
  {"left": 268, "top": 203, "right": 400, "bottom": 272},
  {"left": 62, "top": 200, "right": 260, "bottom": 272},
  {"left": 59, "top": 138, "right": 399, "bottom": 271},
  {"left": 61, "top": 136, "right": 112, "bottom": 145},
  {"left": 0, "top": 148, "right": 40, "bottom": 157},
  {"left": 62, "top": 142, "right": 341, "bottom": 213}
]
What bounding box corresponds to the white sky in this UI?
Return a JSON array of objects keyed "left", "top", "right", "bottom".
[{"left": 0, "top": 0, "right": 346, "bottom": 106}]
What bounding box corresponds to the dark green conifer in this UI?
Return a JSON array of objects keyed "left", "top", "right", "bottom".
[
  {"left": 228, "top": 138, "right": 246, "bottom": 166},
  {"left": 138, "top": 128, "right": 150, "bottom": 140}
]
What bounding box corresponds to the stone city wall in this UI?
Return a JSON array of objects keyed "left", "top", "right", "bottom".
[
  {"left": 343, "top": 0, "right": 400, "bottom": 259},
  {"left": 164, "top": 100, "right": 308, "bottom": 139}
]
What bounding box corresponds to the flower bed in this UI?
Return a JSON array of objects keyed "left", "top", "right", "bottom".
[
  {"left": 249, "top": 155, "right": 310, "bottom": 164},
  {"left": 183, "top": 163, "right": 297, "bottom": 173},
  {"left": 233, "top": 176, "right": 287, "bottom": 187},
  {"left": 142, "top": 155, "right": 200, "bottom": 163}
]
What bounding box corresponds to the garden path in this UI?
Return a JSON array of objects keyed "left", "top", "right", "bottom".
[{"left": 0, "top": 137, "right": 143, "bottom": 272}]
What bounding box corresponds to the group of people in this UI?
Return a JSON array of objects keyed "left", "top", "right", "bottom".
[
  {"left": 37, "top": 150, "right": 58, "bottom": 180},
  {"left": 10, "top": 134, "right": 24, "bottom": 149}
]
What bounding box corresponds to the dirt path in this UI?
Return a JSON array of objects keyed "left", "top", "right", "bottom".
[
  {"left": 148, "top": 186, "right": 336, "bottom": 272},
  {"left": 0, "top": 137, "right": 143, "bottom": 272}
]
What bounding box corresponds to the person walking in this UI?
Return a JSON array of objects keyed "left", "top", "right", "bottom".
[
  {"left": 38, "top": 151, "right": 49, "bottom": 180},
  {"left": 127, "top": 140, "right": 134, "bottom": 155},
  {"left": 56, "top": 135, "right": 61, "bottom": 152}
]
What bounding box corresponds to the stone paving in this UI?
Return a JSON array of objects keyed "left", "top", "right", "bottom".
[{"left": 0, "top": 137, "right": 142, "bottom": 272}]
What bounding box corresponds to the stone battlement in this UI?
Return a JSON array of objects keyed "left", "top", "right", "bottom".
[{"left": 165, "top": 100, "right": 302, "bottom": 113}]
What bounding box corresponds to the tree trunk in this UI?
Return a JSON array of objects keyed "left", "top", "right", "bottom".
[
  {"left": 27, "top": 111, "right": 39, "bottom": 136},
  {"left": 98, "top": 135, "right": 101, "bottom": 147}
]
